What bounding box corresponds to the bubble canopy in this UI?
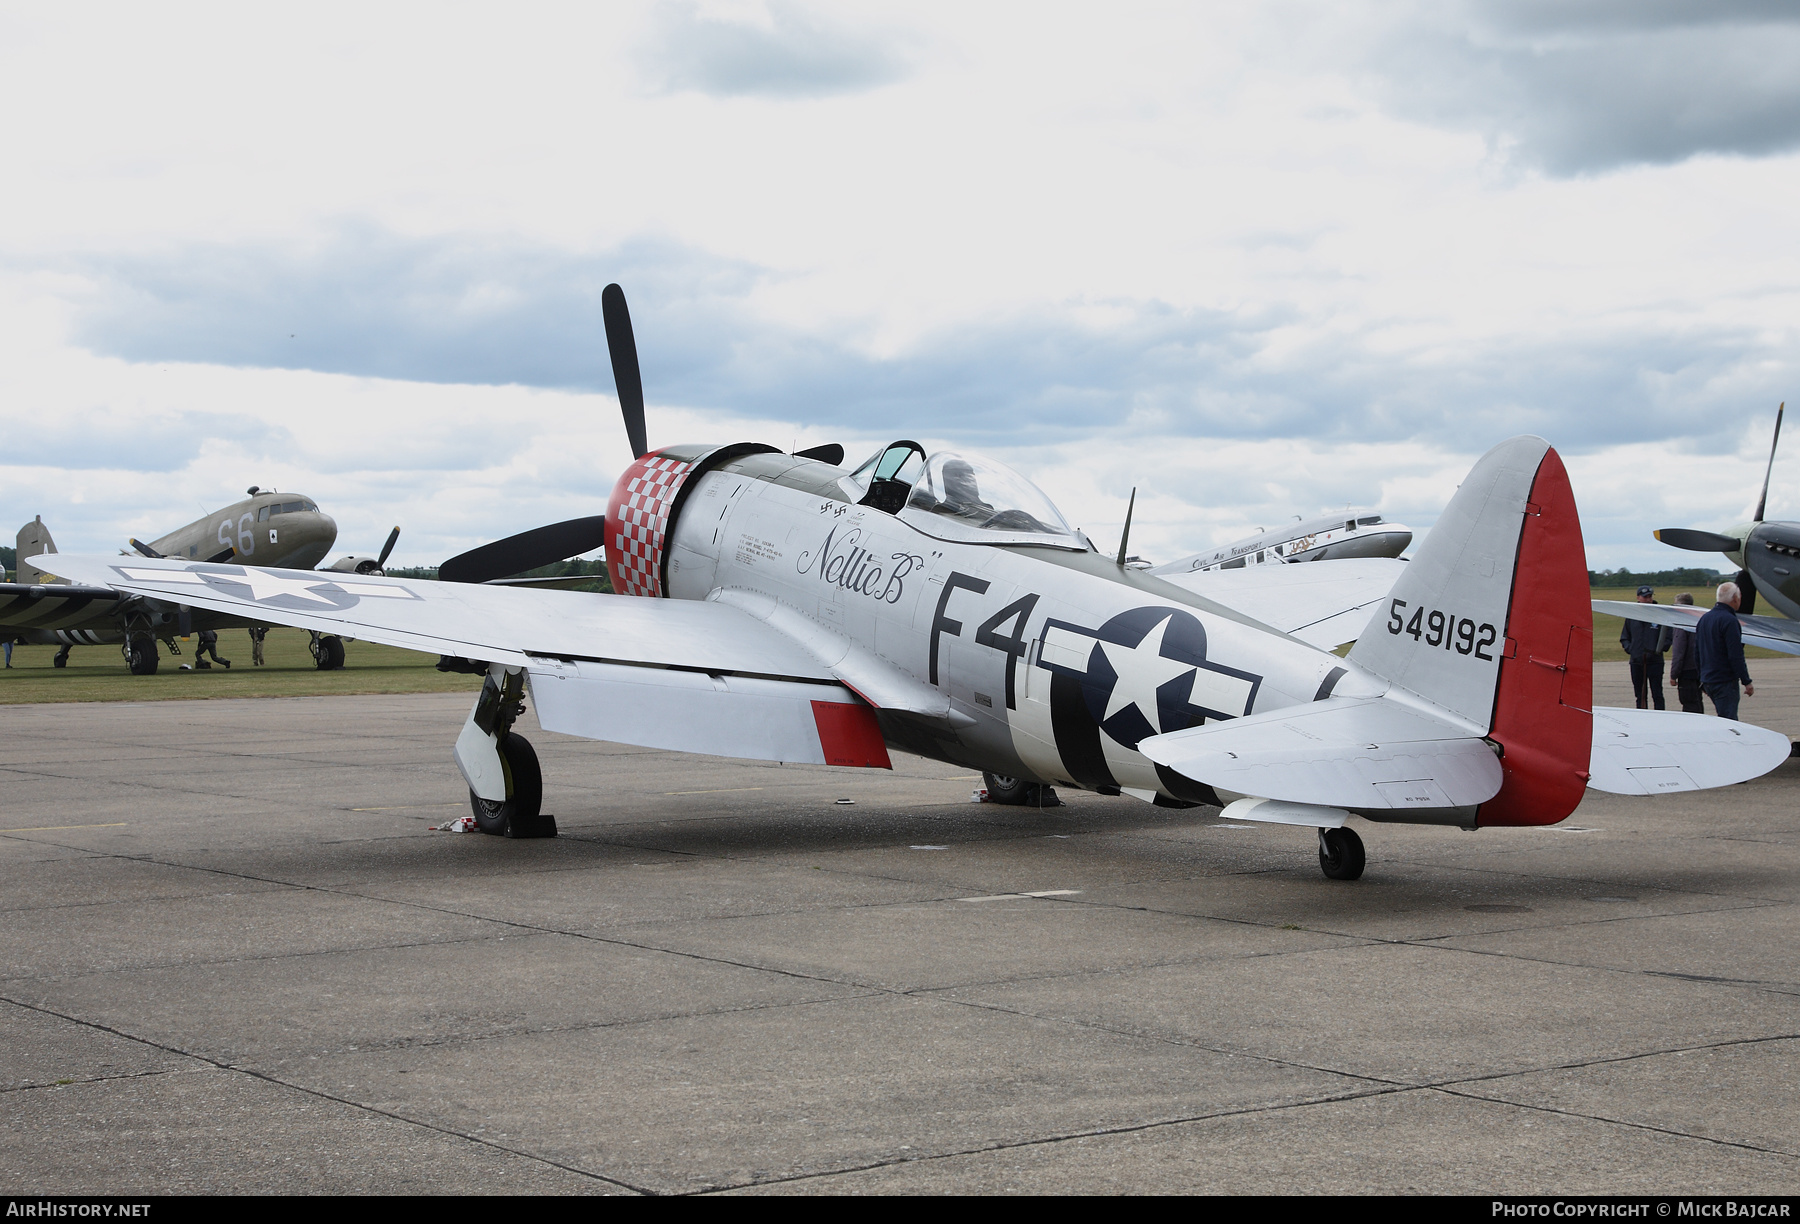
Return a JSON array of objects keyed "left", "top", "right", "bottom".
[{"left": 896, "top": 451, "right": 1085, "bottom": 549}]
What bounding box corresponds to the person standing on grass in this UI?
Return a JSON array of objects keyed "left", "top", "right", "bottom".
[
  {"left": 1696, "top": 581, "right": 1754, "bottom": 720},
  {"left": 1668, "top": 592, "right": 1703, "bottom": 714},
  {"left": 249, "top": 626, "right": 267, "bottom": 666},
  {"left": 1620, "top": 585, "right": 1672, "bottom": 710}
]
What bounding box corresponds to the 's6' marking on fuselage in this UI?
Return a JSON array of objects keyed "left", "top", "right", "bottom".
[{"left": 1387, "top": 599, "right": 1497, "bottom": 660}]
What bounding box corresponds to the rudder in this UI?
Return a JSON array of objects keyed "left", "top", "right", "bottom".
[
  {"left": 15, "top": 516, "right": 56, "bottom": 585},
  {"left": 1347, "top": 437, "right": 1591, "bottom": 826}
]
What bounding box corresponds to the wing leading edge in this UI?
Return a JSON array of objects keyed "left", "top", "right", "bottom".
[{"left": 32, "top": 554, "right": 897, "bottom": 769}]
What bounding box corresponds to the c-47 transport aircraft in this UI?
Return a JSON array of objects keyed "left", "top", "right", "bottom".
[
  {"left": 36, "top": 288, "right": 1790, "bottom": 880},
  {"left": 4, "top": 492, "right": 398, "bottom": 673}
]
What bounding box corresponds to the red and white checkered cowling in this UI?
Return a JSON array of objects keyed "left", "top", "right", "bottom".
[{"left": 606, "top": 450, "right": 698, "bottom": 598}]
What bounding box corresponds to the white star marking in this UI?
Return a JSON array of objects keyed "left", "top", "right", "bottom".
[
  {"left": 115, "top": 566, "right": 415, "bottom": 604},
  {"left": 209, "top": 570, "right": 351, "bottom": 604},
  {"left": 1098, "top": 616, "right": 1198, "bottom": 731}
]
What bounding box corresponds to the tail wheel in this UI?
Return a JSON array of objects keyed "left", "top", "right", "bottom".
[
  {"left": 313, "top": 635, "right": 345, "bottom": 670},
  {"left": 52, "top": 647, "right": 69, "bottom": 668},
  {"left": 469, "top": 732, "right": 547, "bottom": 836},
  {"left": 1318, "top": 827, "right": 1365, "bottom": 881},
  {"left": 982, "top": 772, "right": 1060, "bottom": 808}
]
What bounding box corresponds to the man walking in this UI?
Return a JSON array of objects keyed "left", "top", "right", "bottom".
[
  {"left": 1696, "top": 581, "right": 1755, "bottom": 720},
  {"left": 1620, "top": 585, "right": 1672, "bottom": 710},
  {"left": 1668, "top": 592, "right": 1704, "bottom": 713}
]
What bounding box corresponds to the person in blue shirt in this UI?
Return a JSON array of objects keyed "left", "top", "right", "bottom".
[{"left": 1695, "top": 581, "right": 1756, "bottom": 720}]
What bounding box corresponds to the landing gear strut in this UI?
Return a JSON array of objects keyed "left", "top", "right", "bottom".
[
  {"left": 455, "top": 666, "right": 556, "bottom": 839},
  {"left": 52, "top": 645, "right": 70, "bottom": 668},
  {"left": 1318, "top": 826, "right": 1365, "bottom": 881}
]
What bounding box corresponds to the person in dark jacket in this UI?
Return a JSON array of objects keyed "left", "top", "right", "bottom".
[
  {"left": 1620, "top": 586, "right": 1673, "bottom": 710},
  {"left": 1668, "top": 592, "right": 1703, "bottom": 713},
  {"left": 1696, "top": 582, "right": 1754, "bottom": 720},
  {"left": 194, "top": 628, "right": 231, "bottom": 670}
]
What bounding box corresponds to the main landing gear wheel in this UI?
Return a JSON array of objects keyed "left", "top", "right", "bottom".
[
  {"left": 982, "top": 772, "right": 1061, "bottom": 808},
  {"left": 1318, "top": 826, "right": 1365, "bottom": 881},
  {"left": 126, "top": 635, "right": 159, "bottom": 676},
  {"left": 469, "top": 732, "right": 555, "bottom": 838},
  {"left": 310, "top": 633, "right": 345, "bottom": 670},
  {"left": 52, "top": 646, "right": 70, "bottom": 669}
]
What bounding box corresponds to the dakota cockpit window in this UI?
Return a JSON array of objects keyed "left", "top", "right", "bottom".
[{"left": 898, "top": 451, "right": 1084, "bottom": 549}]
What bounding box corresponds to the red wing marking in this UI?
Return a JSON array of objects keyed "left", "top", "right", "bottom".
[
  {"left": 1477, "top": 447, "right": 1593, "bottom": 827},
  {"left": 811, "top": 700, "right": 893, "bottom": 769}
]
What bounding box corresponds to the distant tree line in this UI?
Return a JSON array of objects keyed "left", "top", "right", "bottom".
[
  {"left": 388, "top": 558, "right": 612, "bottom": 593},
  {"left": 1589, "top": 566, "right": 1728, "bottom": 589}
]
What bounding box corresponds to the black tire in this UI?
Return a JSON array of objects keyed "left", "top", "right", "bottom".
[
  {"left": 127, "top": 636, "right": 159, "bottom": 676},
  {"left": 983, "top": 771, "right": 1060, "bottom": 808},
  {"left": 52, "top": 648, "right": 69, "bottom": 669},
  {"left": 469, "top": 732, "right": 544, "bottom": 836},
  {"left": 315, "top": 635, "right": 345, "bottom": 670},
  {"left": 1319, "top": 826, "right": 1366, "bottom": 881}
]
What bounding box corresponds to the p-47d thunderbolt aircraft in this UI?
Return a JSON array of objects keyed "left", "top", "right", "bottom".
[
  {"left": 4, "top": 490, "right": 398, "bottom": 673},
  {"left": 35, "top": 289, "right": 1790, "bottom": 879}
]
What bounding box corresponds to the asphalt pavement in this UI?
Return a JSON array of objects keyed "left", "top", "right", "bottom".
[{"left": 1, "top": 659, "right": 1796, "bottom": 1194}]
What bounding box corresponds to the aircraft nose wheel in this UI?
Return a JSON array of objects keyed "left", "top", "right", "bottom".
[{"left": 1318, "top": 826, "right": 1365, "bottom": 880}]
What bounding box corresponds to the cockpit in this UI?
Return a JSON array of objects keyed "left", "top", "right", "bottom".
[{"left": 841, "top": 443, "right": 1086, "bottom": 550}]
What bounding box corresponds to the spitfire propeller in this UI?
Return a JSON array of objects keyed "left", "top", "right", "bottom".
[
  {"left": 1653, "top": 402, "right": 1793, "bottom": 620},
  {"left": 1654, "top": 527, "right": 1743, "bottom": 553}
]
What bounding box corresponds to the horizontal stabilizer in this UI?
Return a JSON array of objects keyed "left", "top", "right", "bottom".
[
  {"left": 1586, "top": 707, "right": 1789, "bottom": 795},
  {"left": 1137, "top": 693, "right": 1502, "bottom": 811},
  {"left": 1219, "top": 797, "right": 1348, "bottom": 828},
  {"left": 1594, "top": 599, "right": 1800, "bottom": 658}
]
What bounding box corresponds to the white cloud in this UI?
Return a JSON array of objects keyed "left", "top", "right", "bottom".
[{"left": 0, "top": 2, "right": 1795, "bottom": 576}]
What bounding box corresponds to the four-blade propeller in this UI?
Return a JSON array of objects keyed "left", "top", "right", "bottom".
[
  {"left": 438, "top": 283, "right": 841, "bottom": 586},
  {"left": 439, "top": 282, "right": 648, "bottom": 584}
]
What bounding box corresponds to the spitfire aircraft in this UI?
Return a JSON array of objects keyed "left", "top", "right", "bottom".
[
  {"left": 1599, "top": 403, "right": 1800, "bottom": 655},
  {"left": 3, "top": 490, "right": 398, "bottom": 673},
  {"left": 35, "top": 287, "right": 1791, "bottom": 880}
]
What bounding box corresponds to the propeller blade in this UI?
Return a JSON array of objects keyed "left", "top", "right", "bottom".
[
  {"left": 602, "top": 283, "right": 648, "bottom": 460},
  {"left": 439, "top": 515, "right": 608, "bottom": 585},
  {"left": 376, "top": 527, "right": 400, "bottom": 569},
  {"left": 1736, "top": 569, "right": 1759, "bottom": 616},
  {"left": 795, "top": 443, "right": 845, "bottom": 465},
  {"left": 1754, "top": 401, "right": 1785, "bottom": 523},
  {"left": 128, "top": 538, "right": 164, "bottom": 559},
  {"left": 1654, "top": 528, "right": 1743, "bottom": 553}
]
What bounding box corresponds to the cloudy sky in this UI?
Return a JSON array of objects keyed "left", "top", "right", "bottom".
[{"left": 4, "top": 1, "right": 1798, "bottom": 571}]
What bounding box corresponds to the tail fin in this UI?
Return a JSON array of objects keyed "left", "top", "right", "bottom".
[
  {"left": 1348, "top": 436, "right": 1591, "bottom": 827},
  {"left": 15, "top": 516, "right": 57, "bottom": 585}
]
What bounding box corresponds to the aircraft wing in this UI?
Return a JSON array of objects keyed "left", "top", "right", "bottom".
[
  {"left": 1593, "top": 599, "right": 1800, "bottom": 657},
  {"left": 1155, "top": 558, "right": 1407, "bottom": 649},
  {"left": 29, "top": 554, "right": 905, "bottom": 769}
]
